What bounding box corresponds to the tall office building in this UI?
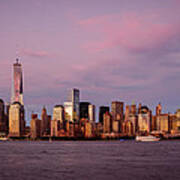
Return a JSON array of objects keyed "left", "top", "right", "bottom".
[
  {"left": 11, "top": 58, "right": 23, "bottom": 105},
  {"left": 99, "top": 106, "right": 109, "bottom": 124},
  {"left": 88, "top": 104, "right": 96, "bottom": 123},
  {"left": 80, "top": 102, "right": 90, "bottom": 119},
  {"left": 111, "top": 101, "right": 124, "bottom": 121},
  {"left": 64, "top": 88, "right": 80, "bottom": 122},
  {"left": 9, "top": 59, "right": 25, "bottom": 137}
]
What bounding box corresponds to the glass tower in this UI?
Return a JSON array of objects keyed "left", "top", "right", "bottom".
[{"left": 11, "top": 58, "right": 23, "bottom": 105}]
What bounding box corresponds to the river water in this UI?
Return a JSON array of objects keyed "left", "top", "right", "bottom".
[{"left": 0, "top": 140, "right": 180, "bottom": 180}]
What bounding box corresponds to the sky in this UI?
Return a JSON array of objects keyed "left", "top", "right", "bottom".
[{"left": 0, "top": 0, "right": 180, "bottom": 123}]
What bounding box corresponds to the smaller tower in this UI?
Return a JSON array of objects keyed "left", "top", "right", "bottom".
[
  {"left": 41, "top": 106, "right": 49, "bottom": 136},
  {"left": 156, "top": 103, "right": 162, "bottom": 116}
]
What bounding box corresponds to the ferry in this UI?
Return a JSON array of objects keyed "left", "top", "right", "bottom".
[
  {"left": 136, "top": 135, "right": 160, "bottom": 142},
  {"left": 0, "top": 137, "right": 9, "bottom": 141}
]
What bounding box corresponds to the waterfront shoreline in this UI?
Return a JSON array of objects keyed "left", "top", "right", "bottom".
[{"left": 3, "top": 135, "right": 180, "bottom": 142}]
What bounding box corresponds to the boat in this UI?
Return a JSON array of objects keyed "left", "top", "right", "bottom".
[
  {"left": 136, "top": 135, "right": 160, "bottom": 142},
  {"left": 0, "top": 137, "right": 9, "bottom": 141},
  {"left": 49, "top": 137, "right": 53, "bottom": 143}
]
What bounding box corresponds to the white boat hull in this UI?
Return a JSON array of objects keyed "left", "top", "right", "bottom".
[
  {"left": 136, "top": 135, "right": 160, "bottom": 142},
  {"left": 0, "top": 137, "right": 8, "bottom": 141}
]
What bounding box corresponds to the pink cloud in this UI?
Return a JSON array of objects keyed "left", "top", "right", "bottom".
[
  {"left": 21, "top": 49, "right": 51, "bottom": 58},
  {"left": 78, "top": 12, "right": 180, "bottom": 53}
]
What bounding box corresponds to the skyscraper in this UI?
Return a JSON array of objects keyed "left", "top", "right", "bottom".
[
  {"left": 64, "top": 88, "right": 80, "bottom": 122},
  {"left": 11, "top": 58, "right": 23, "bottom": 105},
  {"left": 99, "top": 106, "right": 109, "bottom": 124},
  {"left": 80, "top": 102, "right": 90, "bottom": 119},
  {"left": 9, "top": 59, "right": 25, "bottom": 137},
  {"left": 111, "top": 101, "right": 124, "bottom": 121},
  {"left": 88, "top": 104, "right": 96, "bottom": 123}
]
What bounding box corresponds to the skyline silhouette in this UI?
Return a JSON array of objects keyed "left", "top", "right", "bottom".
[{"left": 0, "top": 0, "right": 180, "bottom": 124}]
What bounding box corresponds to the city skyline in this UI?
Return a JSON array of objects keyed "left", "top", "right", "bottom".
[
  {"left": 0, "top": 0, "right": 180, "bottom": 119},
  {"left": 1, "top": 2, "right": 180, "bottom": 180}
]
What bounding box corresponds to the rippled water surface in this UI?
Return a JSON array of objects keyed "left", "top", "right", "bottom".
[{"left": 0, "top": 140, "right": 180, "bottom": 180}]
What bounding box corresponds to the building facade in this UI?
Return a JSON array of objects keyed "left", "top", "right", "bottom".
[
  {"left": 51, "top": 120, "right": 60, "bottom": 137},
  {"left": 111, "top": 101, "right": 124, "bottom": 122},
  {"left": 64, "top": 88, "right": 80, "bottom": 122},
  {"left": 88, "top": 104, "right": 96, "bottom": 123},
  {"left": 9, "top": 102, "right": 25, "bottom": 137},
  {"left": 80, "top": 102, "right": 90, "bottom": 119},
  {"left": 156, "top": 114, "right": 170, "bottom": 133},
  {"left": 41, "top": 106, "right": 50, "bottom": 136},
  {"left": 30, "top": 114, "right": 41, "bottom": 139},
  {"left": 99, "top": 106, "right": 109, "bottom": 124},
  {"left": 103, "top": 112, "right": 112, "bottom": 134},
  {"left": 53, "top": 105, "right": 64, "bottom": 125},
  {"left": 138, "top": 106, "right": 151, "bottom": 134}
]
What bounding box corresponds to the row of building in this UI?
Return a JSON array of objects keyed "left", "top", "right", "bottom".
[
  {"left": 0, "top": 59, "right": 180, "bottom": 139},
  {"left": 1, "top": 96, "right": 180, "bottom": 139}
]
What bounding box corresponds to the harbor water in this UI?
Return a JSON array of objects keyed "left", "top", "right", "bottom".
[{"left": 0, "top": 140, "right": 180, "bottom": 180}]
